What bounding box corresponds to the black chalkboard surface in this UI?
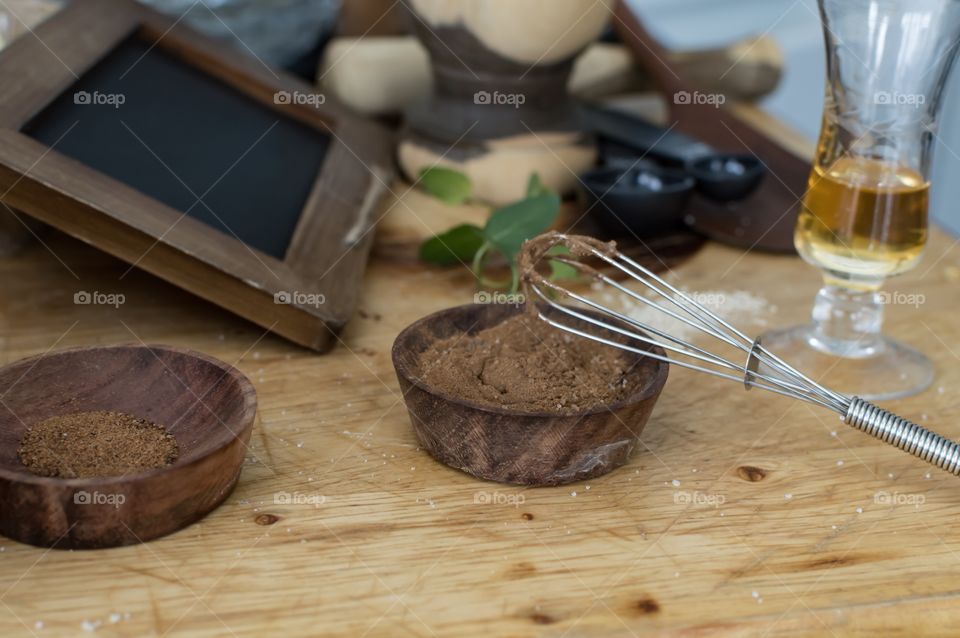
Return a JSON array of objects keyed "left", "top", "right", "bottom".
[{"left": 22, "top": 35, "right": 331, "bottom": 260}]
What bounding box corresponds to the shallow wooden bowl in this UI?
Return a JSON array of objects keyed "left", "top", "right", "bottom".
[
  {"left": 392, "top": 304, "right": 669, "bottom": 486},
  {"left": 0, "top": 345, "right": 257, "bottom": 549}
]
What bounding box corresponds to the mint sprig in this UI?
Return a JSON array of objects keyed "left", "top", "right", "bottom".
[
  {"left": 418, "top": 167, "right": 472, "bottom": 205},
  {"left": 418, "top": 171, "right": 575, "bottom": 292}
]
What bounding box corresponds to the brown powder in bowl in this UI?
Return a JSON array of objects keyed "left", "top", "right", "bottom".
[
  {"left": 18, "top": 411, "right": 180, "bottom": 478},
  {"left": 418, "top": 313, "right": 641, "bottom": 413}
]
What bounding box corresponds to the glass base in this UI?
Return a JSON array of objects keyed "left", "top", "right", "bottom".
[{"left": 760, "top": 325, "right": 933, "bottom": 401}]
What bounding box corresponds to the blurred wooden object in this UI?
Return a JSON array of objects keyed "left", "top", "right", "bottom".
[
  {"left": 0, "top": 206, "right": 40, "bottom": 256},
  {"left": 0, "top": 0, "right": 61, "bottom": 47},
  {"left": 0, "top": 0, "right": 62, "bottom": 256},
  {"left": 320, "top": 36, "right": 432, "bottom": 117},
  {"left": 337, "top": 0, "right": 407, "bottom": 37},
  {"left": 612, "top": 0, "right": 806, "bottom": 253},
  {"left": 655, "top": 35, "right": 783, "bottom": 102},
  {"left": 319, "top": 35, "right": 783, "bottom": 117},
  {"left": 397, "top": 0, "right": 611, "bottom": 206}
]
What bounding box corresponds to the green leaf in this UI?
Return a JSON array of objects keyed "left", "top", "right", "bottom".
[
  {"left": 419, "top": 224, "right": 485, "bottom": 265},
  {"left": 418, "top": 167, "right": 471, "bottom": 205},
  {"left": 547, "top": 245, "right": 577, "bottom": 281},
  {"left": 483, "top": 191, "right": 561, "bottom": 260},
  {"left": 526, "top": 173, "right": 545, "bottom": 198}
]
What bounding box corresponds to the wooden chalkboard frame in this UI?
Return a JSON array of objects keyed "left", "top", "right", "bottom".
[{"left": 0, "top": 0, "right": 393, "bottom": 352}]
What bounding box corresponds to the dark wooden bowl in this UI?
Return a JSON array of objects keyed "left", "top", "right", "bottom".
[
  {"left": 392, "top": 304, "right": 669, "bottom": 486},
  {"left": 0, "top": 345, "right": 257, "bottom": 549}
]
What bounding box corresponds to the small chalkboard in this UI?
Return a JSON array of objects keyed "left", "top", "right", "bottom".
[
  {"left": 0, "top": 0, "right": 393, "bottom": 351},
  {"left": 23, "top": 35, "right": 331, "bottom": 261}
]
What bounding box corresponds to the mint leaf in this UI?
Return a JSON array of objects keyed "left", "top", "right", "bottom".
[
  {"left": 526, "top": 173, "right": 545, "bottom": 197},
  {"left": 419, "top": 224, "right": 485, "bottom": 265},
  {"left": 419, "top": 167, "right": 471, "bottom": 205},
  {"left": 483, "top": 191, "right": 561, "bottom": 260},
  {"left": 547, "top": 245, "right": 577, "bottom": 281}
]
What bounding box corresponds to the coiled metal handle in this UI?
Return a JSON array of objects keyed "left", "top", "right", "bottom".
[{"left": 846, "top": 397, "right": 960, "bottom": 476}]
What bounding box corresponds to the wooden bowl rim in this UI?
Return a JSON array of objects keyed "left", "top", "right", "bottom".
[
  {"left": 0, "top": 344, "right": 258, "bottom": 488},
  {"left": 392, "top": 303, "right": 669, "bottom": 418}
]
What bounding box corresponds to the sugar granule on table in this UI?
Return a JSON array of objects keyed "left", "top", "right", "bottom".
[{"left": 589, "top": 286, "right": 777, "bottom": 342}]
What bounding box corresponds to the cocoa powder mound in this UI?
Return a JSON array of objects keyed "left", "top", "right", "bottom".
[
  {"left": 418, "top": 314, "right": 640, "bottom": 413},
  {"left": 18, "top": 411, "right": 180, "bottom": 478}
]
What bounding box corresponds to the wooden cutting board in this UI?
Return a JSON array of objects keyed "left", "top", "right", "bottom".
[{"left": 1, "top": 147, "right": 960, "bottom": 634}]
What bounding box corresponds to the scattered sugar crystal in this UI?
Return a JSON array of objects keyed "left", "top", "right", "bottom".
[
  {"left": 752, "top": 591, "right": 759, "bottom": 599},
  {"left": 570, "top": 491, "right": 577, "bottom": 497},
  {"left": 671, "top": 479, "right": 681, "bottom": 487},
  {"left": 836, "top": 460, "right": 844, "bottom": 466},
  {"left": 784, "top": 493, "right": 793, "bottom": 500},
  {"left": 595, "top": 287, "right": 776, "bottom": 341},
  {"left": 855, "top": 507, "right": 863, "bottom": 514},
  {"left": 35, "top": 621, "right": 43, "bottom": 630}
]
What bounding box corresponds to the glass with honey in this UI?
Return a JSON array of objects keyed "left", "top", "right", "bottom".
[{"left": 763, "top": 0, "right": 960, "bottom": 399}]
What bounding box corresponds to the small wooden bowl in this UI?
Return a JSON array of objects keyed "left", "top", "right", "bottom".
[
  {"left": 0, "top": 345, "right": 257, "bottom": 549},
  {"left": 392, "top": 304, "right": 669, "bottom": 486}
]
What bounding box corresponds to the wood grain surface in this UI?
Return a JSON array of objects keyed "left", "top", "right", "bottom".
[
  {"left": 0, "top": 169, "right": 959, "bottom": 635},
  {"left": 0, "top": 11, "right": 958, "bottom": 631}
]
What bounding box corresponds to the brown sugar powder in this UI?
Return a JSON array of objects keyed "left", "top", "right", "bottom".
[
  {"left": 418, "top": 313, "right": 641, "bottom": 413},
  {"left": 18, "top": 411, "right": 179, "bottom": 478}
]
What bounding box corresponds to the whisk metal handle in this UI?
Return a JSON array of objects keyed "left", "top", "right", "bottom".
[{"left": 846, "top": 398, "right": 960, "bottom": 476}]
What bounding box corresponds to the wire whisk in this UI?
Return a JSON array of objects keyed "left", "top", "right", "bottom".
[{"left": 521, "top": 232, "right": 960, "bottom": 477}]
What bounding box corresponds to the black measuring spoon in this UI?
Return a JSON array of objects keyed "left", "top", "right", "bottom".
[
  {"left": 580, "top": 103, "right": 765, "bottom": 202},
  {"left": 580, "top": 158, "right": 695, "bottom": 237}
]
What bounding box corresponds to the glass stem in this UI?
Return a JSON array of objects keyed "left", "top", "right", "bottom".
[{"left": 808, "top": 284, "right": 885, "bottom": 358}]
